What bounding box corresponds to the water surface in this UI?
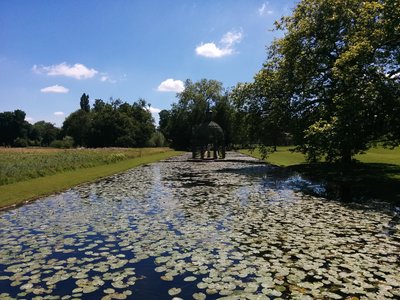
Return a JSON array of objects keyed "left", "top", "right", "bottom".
[{"left": 0, "top": 153, "right": 399, "bottom": 299}]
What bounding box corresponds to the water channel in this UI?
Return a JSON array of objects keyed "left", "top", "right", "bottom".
[{"left": 0, "top": 152, "right": 399, "bottom": 299}]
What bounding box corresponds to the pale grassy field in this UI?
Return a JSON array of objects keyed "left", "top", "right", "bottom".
[{"left": 0, "top": 147, "right": 171, "bottom": 185}]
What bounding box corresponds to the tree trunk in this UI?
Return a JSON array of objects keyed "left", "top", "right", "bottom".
[{"left": 341, "top": 148, "right": 352, "bottom": 171}]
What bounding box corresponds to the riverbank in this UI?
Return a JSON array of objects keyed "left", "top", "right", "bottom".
[
  {"left": 240, "top": 146, "right": 400, "bottom": 204},
  {"left": 0, "top": 148, "right": 182, "bottom": 209}
]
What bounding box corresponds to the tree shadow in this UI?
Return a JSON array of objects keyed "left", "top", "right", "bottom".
[
  {"left": 288, "top": 162, "right": 400, "bottom": 206},
  {"left": 218, "top": 161, "right": 400, "bottom": 207}
]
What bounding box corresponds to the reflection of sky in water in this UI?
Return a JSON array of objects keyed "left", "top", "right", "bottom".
[
  {"left": 0, "top": 152, "right": 399, "bottom": 299},
  {"left": 262, "top": 174, "right": 327, "bottom": 199}
]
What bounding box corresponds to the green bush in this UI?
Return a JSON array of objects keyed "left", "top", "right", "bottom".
[
  {"left": 13, "top": 137, "right": 28, "bottom": 147},
  {"left": 50, "top": 136, "right": 74, "bottom": 149}
]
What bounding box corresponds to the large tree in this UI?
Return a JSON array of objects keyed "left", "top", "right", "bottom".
[
  {"left": 80, "top": 93, "right": 90, "bottom": 112},
  {"left": 62, "top": 109, "right": 92, "bottom": 146},
  {"left": 0, "top": 110, "right": 30, "bottom": 146},
  {"left": 30, "top": 121, "right": 60, "bottom": 146},
  {"left": 248, "top": 0, "right": 400, "bottom": 163},
  {"left": 231, "top": 68, "right": 290, "bottom": 152},
  {"left": 159, "top": 79, "right": 235, "bottom": 150}
]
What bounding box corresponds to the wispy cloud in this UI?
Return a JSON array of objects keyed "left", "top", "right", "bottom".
[
  {"left": 100, "top": 73, "right": 116, "bottom": 83},
  {"left": 258, "top": 2, "right": 273, "bottom": 16},
  {"left": 195, "top": 30, "right": 243, "bottom": 58},
  {"left": 53, "top": 112, "right": 65, "bottom": 116},
  {"left": 40, "top": 85, "right": 69, "bottom": 94},
  {"left": 33, "top": 62, "right": 98, "bottom": 80},
  {"left": 25, "top": 116, "right": 34, "bottom": 123},
  {"left": 157, "top": 79, "right": 184, "bottom": 92}
]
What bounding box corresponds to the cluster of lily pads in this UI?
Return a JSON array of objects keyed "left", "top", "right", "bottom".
[{"left": 0, "top": 152, "right": 399, "bottom": 299}]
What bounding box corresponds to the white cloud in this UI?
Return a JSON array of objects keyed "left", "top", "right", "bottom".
[
  {"left": 258, "top": 2, "right": 273, "bottom": 15},
  {"left": 196, "top": 43, "right": 233, "bottom": 58},
  {"left": 149, "top": 106, "right": 161, "bottom": 114},
  {"left": 147, "top": 106, "right": 162, "bottom": 125},
  {"left": 100, "top": 73, "right": 116, "bottom": 83},
  {"left": 40, "top": 85, "right": 69, "bottom": 94},
  {"left": 195, "top": 30, "right": 243, "bottom": 58},
  {"left": 33, "top": 62, "right": 98, "bottom": 79},
  {"left": 157, "top": 78, "right": 185, "bottom": 92},
  {"left": 25, "top": 116, "right": 34, "bottom": 123},
  {"left": 54, "top": 112, "right": 65, "bottom": 116}
]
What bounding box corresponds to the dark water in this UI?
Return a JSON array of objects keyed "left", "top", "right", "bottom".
[{"left": 0, "top": 152, "right": 399, "bottom": 299}]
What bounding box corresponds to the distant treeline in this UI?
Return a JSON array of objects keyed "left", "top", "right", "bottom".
[{"left": 0, "top": 94, "right": 165, "bottom": 148}]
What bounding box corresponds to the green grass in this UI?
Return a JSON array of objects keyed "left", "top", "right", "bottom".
[
  {"left": 0, "top": 147, "right": 170, "bottom": 185},
  {"left": 240, "top": 146, "right": 400, "bottom": 167},
  {"left": 240, "top": 147, "right": 306, "bottom": 167},
  {"left": 240, "top": 146, "right": 400, "bottom": 204},
  {"left": 355, "top": 147, "right": 400, "bottom": 166},
  {"left": 0, "top": 149, "right": 182, "bottom": 209}
]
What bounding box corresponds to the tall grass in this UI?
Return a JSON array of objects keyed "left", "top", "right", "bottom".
[
  {"left": 0, "top": 148, "right": 170, "bottom": 186},
  {"left": 0, "top": 150, "right": 183, "bottom": 209}
]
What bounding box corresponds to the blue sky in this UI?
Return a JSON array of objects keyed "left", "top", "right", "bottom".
[{"left": 0, "top": 0, "right": 296, "bottom": 127}]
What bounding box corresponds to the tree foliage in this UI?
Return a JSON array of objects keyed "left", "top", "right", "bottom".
[
  {"left": 62, "top": 96, "right": 155, "bottom": 148},
  {"left": 159, "top": 79, "right": 235, "bottom": 150},
  {"left": 236, "top": 0, "right": 400, "bottom": 163},
  {"left": 80, "top": 93, "right": 90, "bottom": 112},
  {"left": 30, "top": 121, "right": 60, "bottom": 146},
  {"left": 0, "top": 110, "right": 30, "bottom": 146},
  {"left": 0, "top": 110, "right": 61, "bottom": 147},
  {"left": 0, "top": 94, "right": 156, "bottom": 148}
]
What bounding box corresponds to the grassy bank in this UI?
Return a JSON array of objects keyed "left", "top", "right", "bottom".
[
  {"left": 240, "top": 146, "right": 400, "bottom": 204},
  {"left": 0, "top": 149, "right": 182, "bottom": 209},
  {"left": 240, "top": 146, "right": 400, "bottom": 167},
  {"left": 240, "top": 147, "right": 306, "bottom": 167},
  {"left": 0, "top": 147, "right": 171, "bottom": 186}
]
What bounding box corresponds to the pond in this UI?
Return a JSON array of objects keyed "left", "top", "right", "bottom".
[{"left": 0, "top": 152, "right": 399, "bottom": 299}]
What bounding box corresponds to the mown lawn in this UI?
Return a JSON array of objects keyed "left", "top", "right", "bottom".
[
  {"left": 240, "top": 147, "right": 306, "bottom": 167},
  {"left": 240, "top": 146, "right": 400, "bottom": 204},
  {"left": 0, "top": 148, "right": 182, "bottom": 209}
]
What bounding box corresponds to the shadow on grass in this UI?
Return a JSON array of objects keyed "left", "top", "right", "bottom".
[{"left": 288, "top": 162, "right": 400, "bottom": 206}]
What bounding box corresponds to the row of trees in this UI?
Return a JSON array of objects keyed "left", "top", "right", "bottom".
[
  {"left": 160, "top": 0, "right": 399, "bottom": 165},
  {"left": 0, "top": 94, "right": 160, "bottom": 148},
  {"left": 158, "top": 78, "right": 290, "bottom": 151},
  {"left": 62, "top": 94, "right": 156, "bottom": 147},
  {"left": 0, "top": 110, "right": 61, "bottom": 147}
]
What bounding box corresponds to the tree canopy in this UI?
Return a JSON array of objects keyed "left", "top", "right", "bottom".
[
  {"left": 0, "top": 93, "right": 158, "bottom": 148},
  {"left": 233, "top": 0, "right": 400, "bottom": 163},
  {"left": 159, "top": 79, "right": 235, "bottom": 150},
  {"left": 62, "top": 95, "right": 156, "bottom": 148}
]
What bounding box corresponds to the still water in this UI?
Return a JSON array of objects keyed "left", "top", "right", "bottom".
[{"left": 0, "top": 153, "right": 399, "bottom": 299}]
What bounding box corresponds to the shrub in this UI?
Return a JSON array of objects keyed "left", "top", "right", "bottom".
[
  {"left": 50, "top": 136, "right": 75, "bottom": 149},
  {"left": 13, "top": 137, "right": 28, "bottom": 147}
]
